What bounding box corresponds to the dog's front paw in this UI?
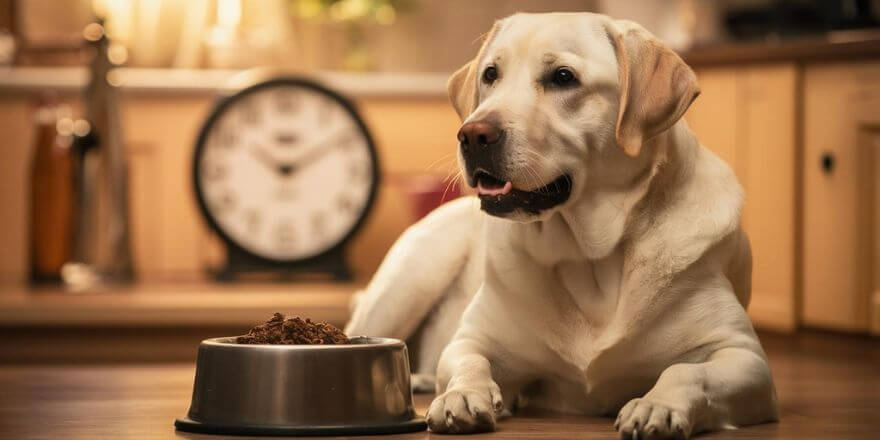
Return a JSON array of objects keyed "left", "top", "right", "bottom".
[
  {"left": 426, "top": 382, "right": 503, "bottom": 434},
  {"left": 615, "top": 398, "right": 691, "bottom": 440}
]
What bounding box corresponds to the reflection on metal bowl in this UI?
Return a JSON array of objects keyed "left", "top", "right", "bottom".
[{"left": 175, "top": 336, "right": 426, "bottom": 436}]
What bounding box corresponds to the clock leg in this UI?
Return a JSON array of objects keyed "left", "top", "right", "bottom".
[
  {"left": 329, "top": 256, "right": 353, "bottom": 282},
  {"left": 215, "top": 245, "right": 354, "bottom": 282}
]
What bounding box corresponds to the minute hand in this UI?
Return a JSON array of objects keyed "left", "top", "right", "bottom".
[{"left": 290, "top": 130, "right": 351, "bottom": 170}]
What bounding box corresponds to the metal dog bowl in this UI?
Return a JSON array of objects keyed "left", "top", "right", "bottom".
[{"left": 174, "top": 336, "right": 426, "bottom": 436}]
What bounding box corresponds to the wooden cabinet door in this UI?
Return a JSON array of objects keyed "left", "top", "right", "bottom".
[
  {"left": 739, "top": 65, "right": 799, "bottom": 332},
  {"left": 803, "top": 62, "right": 880, "bottom": 332},
  {"left": 688, "top": 64, "right": 798, "bottom": 332},
  {"left": 687, "top": 68, "right": 739, "bottom": 169},
  {"left": 860, "top": 129, "right": 880, "bottom": 336}
]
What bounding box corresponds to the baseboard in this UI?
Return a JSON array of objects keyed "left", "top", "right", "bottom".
[{"left": 872, "top": 290, "right": 880, "bottom": 335}]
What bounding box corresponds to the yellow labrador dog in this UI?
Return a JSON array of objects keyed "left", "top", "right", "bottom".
[{"left": 347, "top": 12, "right": 778, "bottom": 439}]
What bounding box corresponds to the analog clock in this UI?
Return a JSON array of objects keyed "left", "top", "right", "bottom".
[{"left": 193, "top": 77, "right": 379, "bottom": 280}]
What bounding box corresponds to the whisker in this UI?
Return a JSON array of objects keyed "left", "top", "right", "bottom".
[
  {"left": 425, "top": 153, "right": 455, "bottom": 172},
  {"left": 441, "top": 163, "right": 460, "bottom": 184},
  {"left": 441, "top": 170, "right": 463, "bottom": 203}
]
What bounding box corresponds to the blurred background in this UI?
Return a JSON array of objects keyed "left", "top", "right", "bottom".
[{"left": 0, "top": 0, "right": 878, "bottom": 363}]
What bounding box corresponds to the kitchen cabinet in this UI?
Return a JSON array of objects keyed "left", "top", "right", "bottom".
[
  {"left": 687, "top": 64, "right": 799, "bottom": 332},
  {"left": 802, "top": 62, "right": 880, "bottom": 334}
]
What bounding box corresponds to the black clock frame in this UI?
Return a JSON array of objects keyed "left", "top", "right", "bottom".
[{"left": 192, "top": 77, "right": 381, "bottom": 281}]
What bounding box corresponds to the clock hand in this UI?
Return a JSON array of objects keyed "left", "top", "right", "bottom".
[
  {"left": 250, "top": 147, "right": 296, "bottom": 177},
  {"left": 289, "top": 129, "right": 351, "bottom": 170}
]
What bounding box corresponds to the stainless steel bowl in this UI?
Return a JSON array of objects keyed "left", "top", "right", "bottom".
[{"left": 175, "top": 336, "right": 426, "bottom": 436}]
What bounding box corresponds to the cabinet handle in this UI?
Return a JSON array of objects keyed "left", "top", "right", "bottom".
[{"left": 820, "top": 152, "right": 835, "bottom": 175}]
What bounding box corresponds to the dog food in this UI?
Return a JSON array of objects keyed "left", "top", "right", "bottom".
[{"left": 236, "top": 313, "right": 349, "bottom": 345}]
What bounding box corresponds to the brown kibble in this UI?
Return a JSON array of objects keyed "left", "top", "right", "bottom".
[{"left": 236, "top": 313, "right": 349, "bottom": 345}]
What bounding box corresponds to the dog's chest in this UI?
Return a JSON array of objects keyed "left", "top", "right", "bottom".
[
  {"left": 554, "top": 249, "right": 623, "bottom": 329},
  {"left": 530, "top": 249, "right": 624, "bottom": 381}
]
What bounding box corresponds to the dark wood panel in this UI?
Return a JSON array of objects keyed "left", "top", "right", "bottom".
[
  {"left": 682, "top": 33, "right": 880, "bottom": 67},
  {"left": 0, "top": 330, "right": 877, "bottom": 439}
]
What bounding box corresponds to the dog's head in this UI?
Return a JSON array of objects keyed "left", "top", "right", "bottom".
[{"left": 449, "top": 13, "right": 699, "bottom": 221}]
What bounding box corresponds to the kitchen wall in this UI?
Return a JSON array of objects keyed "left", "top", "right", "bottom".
[{"left": 0, "top": 77, "right": 461, "bottom": 284}]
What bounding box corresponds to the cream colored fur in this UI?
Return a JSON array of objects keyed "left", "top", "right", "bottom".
[{"left": 346, "top": 12, "right": 778, "bottom": 439}]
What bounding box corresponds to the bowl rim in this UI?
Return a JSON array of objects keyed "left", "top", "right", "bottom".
[{"left": 201, "top": 336, "right": 404, "bottom": 350}]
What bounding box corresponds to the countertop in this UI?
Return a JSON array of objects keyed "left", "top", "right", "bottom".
[
  {"left": 0, "top": 67, "right": 450, "bottom": 97},
  {"left": 682, "top": 30, "right": 880, "bottom": 67},
  {"left": 0, "top": 282, "right": 357, "bottom": 328},
  {"left": 0, "top": 282, "right": 360, "bottom": 363},
  {"left": 0, "top": 331, "right": 877, "bottom": 439}
]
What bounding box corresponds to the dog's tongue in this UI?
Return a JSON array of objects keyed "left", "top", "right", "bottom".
[{"left": 477, "top": 181, "right": 513, "bottom": 196}]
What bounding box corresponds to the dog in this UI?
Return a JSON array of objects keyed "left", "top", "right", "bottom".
[{"left": 346, "top": 12, "right": 778, "bottom": 439}]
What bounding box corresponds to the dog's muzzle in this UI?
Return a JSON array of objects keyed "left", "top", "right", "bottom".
[
  {"left": 476, "top": 172, "right": 573, "bottom": 216},
  {"left": 457, "top": 120, "right": 572, "bottom": 216}
]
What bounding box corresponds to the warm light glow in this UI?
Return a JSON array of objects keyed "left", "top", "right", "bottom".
[
  {"left": 296, "top": 0, "right": 323, "bottom": 19},
  {"left": 217, "top": 0, "right": 243, "bottom": 28},
  {"left": 329, "top": 0, "right": 371, "bottom": 22},
  {"left": 91, "top": 0, "right": 135, "bottom": 47},
  {"left": 91, "top": 0, "right": 108, "bottom": 18},
  {"left": 73, "top": 120, "right": 92, "bottom": 138},
  {"left": 56, "top": 118, "right": 74, "bottom": 137},
  {"left": 375, "top": 4, "right": 396, "bottom": 25},
  {"left": 106, "top": 70, "right": 123, "bottom": 87},
  {"left": 108, "top": 42, "right": 129, "bottom": 65},
  {"left": 83, "top": 22, "right": 104, "bottom": 42}
]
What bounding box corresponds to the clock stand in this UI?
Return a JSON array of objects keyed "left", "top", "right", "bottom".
[{"left": 215, "top": 245, "right": 353, "bottom": 282}]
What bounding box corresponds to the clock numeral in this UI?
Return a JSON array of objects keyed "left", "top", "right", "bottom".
[
  {"left": 275, "top": 132, "right": 300, "bottom": 147},
  {"left": 203, "top": 161, "right": 227, "bottom": 181},
  {"left": 339, "top": 131, "right": 360, "bottom": 151},
  {"left": 274, "top": 91, "right": 298, "bottom": 114},
  {"left": 276, "top": 184, "right": 296, "bottom": 201},
  {"left": 311, "top": 212, "right": 327, "bottom": 237},
  {"left": 245, "top": 209, "right": 261, "bottom": 234},
  {"left": 275, "top": 222, "right": 296, "bottom": 251},
  {"left": 347, "top": 161, "right": 369, "bottom": 182},
  {"left": 214, "top": 190, "right": 237, "bottom": 212},
  {"left": 216, "top": 128, "right": 238, "bottom": 149},
  {"left": 337, "top": 194, "right": 355, "bottom": 213},
  {"left": 317, "top": 99, "right": 338, "bottom": 126},
  {"left": 241, "top": 101, "right": 260, "bottom": 125}
]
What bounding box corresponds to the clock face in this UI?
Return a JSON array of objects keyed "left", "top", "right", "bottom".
[{"left": 194, "top": 79, "right": 378, "bottom": 262}]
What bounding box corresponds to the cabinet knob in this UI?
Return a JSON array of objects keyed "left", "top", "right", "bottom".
[{"left": 820, "top": 152, "right": 835, "bottom": 175}]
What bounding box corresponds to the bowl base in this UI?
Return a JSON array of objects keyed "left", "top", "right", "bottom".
[{"left": 174, "top": 416, "right": 427, "bottom": 437}]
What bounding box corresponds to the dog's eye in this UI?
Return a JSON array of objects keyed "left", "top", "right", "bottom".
[
  {"left": 552, "top": 68, "right": 576, "bottom": 86},
  {"left": 482, "top": 66, "right": 498, "bottom": 84}
]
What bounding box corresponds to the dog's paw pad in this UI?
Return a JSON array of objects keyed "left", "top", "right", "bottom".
[{"left": 615, "top": 398, "right": 690, "bottom": 440}]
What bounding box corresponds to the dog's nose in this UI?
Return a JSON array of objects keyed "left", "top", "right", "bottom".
[{"left": 457, "top": 121, "right": 502, "bottom": 153}]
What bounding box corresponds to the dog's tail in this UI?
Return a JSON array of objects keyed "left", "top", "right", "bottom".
[{"left": 345, "top": 196, "right": 483, "bottom": 340}]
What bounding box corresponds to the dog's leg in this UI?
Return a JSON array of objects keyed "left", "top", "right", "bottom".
[
  {"left": 426, "top": 338, "right": 505, "bottom": 434},
  {"left": 345, "top": 197, "right": 481, "bottom": 340},
  {"left": 426, "top": 301, "right": 531, "bottom": 435},
  {"left": 615, "top": 346, "right": 778, "bottom": 440}
]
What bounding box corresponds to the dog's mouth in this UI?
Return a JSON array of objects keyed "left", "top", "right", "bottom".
[{"left": 472, "top": 169, "right": 572, "bottom": 216}]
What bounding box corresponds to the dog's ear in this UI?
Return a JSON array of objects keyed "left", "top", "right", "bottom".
[
  {"left": 607, "top": 20, "right": 699, "bottom": 156},
  {"left": 448, "top": 21, "right": 502, "bottom": 121}
]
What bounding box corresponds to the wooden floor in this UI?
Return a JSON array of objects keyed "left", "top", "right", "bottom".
[{"left": 0, "top": 330, "right": 877, "bottom": 439}]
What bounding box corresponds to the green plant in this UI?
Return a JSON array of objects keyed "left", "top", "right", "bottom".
[{"left": 290, "top": 0, "right": 417, "bottom": 26}]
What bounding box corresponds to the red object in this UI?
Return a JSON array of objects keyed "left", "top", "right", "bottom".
[{"left": 397, "top": 174, "right": 462, "bottom": 220}]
